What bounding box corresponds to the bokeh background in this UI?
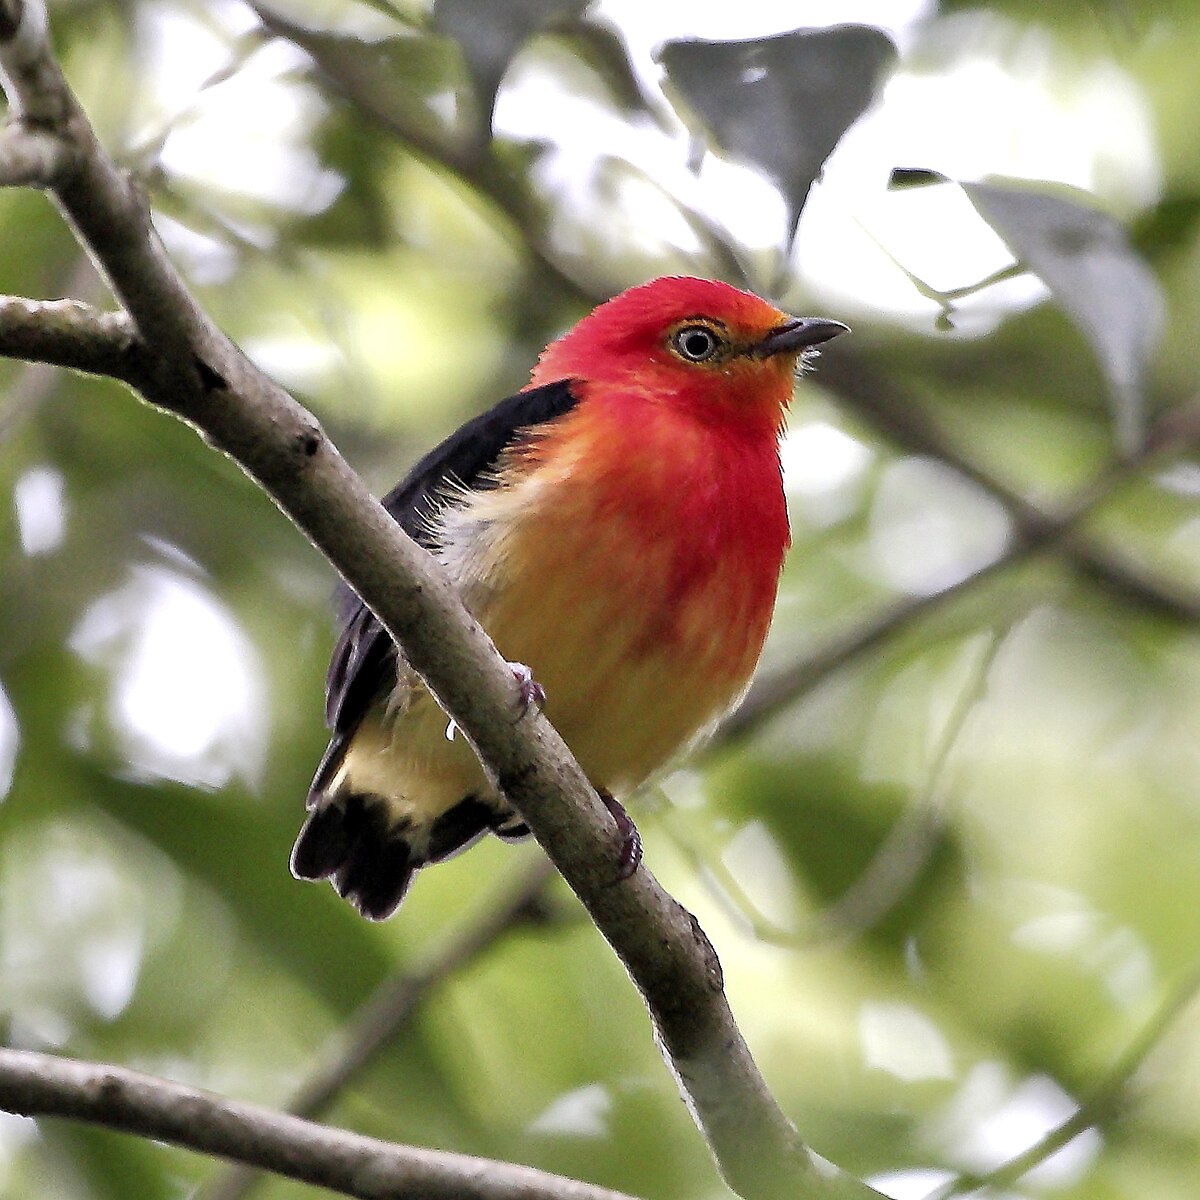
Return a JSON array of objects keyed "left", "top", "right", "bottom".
[{"left": 4, "top": 1, "right": 1200, "bottom": 1197}]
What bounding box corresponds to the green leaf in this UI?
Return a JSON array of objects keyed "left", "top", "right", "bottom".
[
  {"left": 299, "top": 114, "right": 395, "bottom": 249},
  {"left": 964, "top": 179, "right": 1163, "bottom": 453},
  {"left": 1131, "top": 194, "right": 1200, "bottom": 258},
  {"left": 658, "top": 24, "right": 896, "bottom": 242}
]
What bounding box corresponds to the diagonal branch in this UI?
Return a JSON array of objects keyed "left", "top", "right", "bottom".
[
  {"left": 721, "top": 394, "right": 1200, "bottom": 745},
  {"left": 0, "top": 1048, "right": 640, "bottom": 1200},
  {"left": 818, "top": 351, "right": 1200, "bottom": 626},
  {"left": 0, "top": 4, "right": 879, "bottom": 1197}
]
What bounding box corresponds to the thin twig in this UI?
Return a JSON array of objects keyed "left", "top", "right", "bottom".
[
  {"left": 0, "top": 294, "right": 141, "bottom": 380},
  {"left": 0, "top": 252, "right": 107, "bottom": 442},
  {"left": 691, "top": 621, "right": 1011, "bottom": 949},
  {"left": 925, "top": 960, "right": 1200, "bottom": 1200}
]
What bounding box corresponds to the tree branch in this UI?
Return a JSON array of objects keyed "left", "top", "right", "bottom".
[
  {"left": 0, "top": 1049, "right": 639, "bottom": 1200},
  {"left": 0, "top": 294, "right": 141, "bottom": 380},
  {"left": 0, "top": 4, "right": 878, "bottom": 1196}
]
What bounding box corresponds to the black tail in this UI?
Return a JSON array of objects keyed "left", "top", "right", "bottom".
[
  {"left": 290, "top": 793, "right": 417, "bottom": 921},
  {"left": 291, "top": 791, "right": 530, "bottom": 921}
]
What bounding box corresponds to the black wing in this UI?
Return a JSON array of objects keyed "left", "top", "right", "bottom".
[{"left": 320, "top": 378, "right": 580, "bottom": 753}]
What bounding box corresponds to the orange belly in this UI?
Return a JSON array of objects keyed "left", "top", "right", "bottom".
[{"left": 477, "top": 500, "right": 776, "bottom": 794}]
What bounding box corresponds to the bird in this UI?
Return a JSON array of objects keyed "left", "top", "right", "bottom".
[{"left": 290, "top": 276, "right": 847, "bottom": 920}]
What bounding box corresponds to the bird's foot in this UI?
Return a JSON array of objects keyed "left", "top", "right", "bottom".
[
  {"left": 446, "top": 662, "right": 545, "bottom": 742},
  {"left": 598, "top": 789, "right": 642, "bottom": 881},
  {"left": 508, "top": 661, "right": 546, "bottom": 720}
]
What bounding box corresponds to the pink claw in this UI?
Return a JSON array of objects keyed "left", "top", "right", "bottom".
[
  {"left": 509, "top": 661, "right": 546, "bottom": 719},
  {"left": 599, "top": 789, "right": 642, "bottom": 881}
]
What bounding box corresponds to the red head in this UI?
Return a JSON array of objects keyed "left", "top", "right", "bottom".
[{"left": 530, "top": 276, "right": 846, "bottom": 431}]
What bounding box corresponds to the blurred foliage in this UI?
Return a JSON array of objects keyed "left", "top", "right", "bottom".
[{"left": 4, "top": 2, "right": 1200, "bottom": 1199}]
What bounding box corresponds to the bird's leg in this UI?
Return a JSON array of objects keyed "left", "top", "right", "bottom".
[
  {"left": 446, "top": 661, "right": 545, "bottom": 741},
  {"left": 598, "top": 789, "right": 642, "bottom": 881}
]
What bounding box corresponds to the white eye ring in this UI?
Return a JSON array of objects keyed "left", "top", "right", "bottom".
[{"left": 671, "top": 325, "right": 722, "bottom": 363}]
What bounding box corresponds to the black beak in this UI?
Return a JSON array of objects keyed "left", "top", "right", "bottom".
[{"left": 755, "top": 317, "right": 849, "bottom": 358}]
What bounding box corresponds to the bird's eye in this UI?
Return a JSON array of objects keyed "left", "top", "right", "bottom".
[{"left": 670, "top": 325, "right": 722, "bottom": 363}]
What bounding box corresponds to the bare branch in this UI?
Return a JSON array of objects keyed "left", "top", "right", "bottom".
[
  {"left": 0, "top": 4, "right": 879, "bottom": 1196},
  {"left": 0, "top": 254, "right": 108, "bottom": 444},
  {"left": 0, "top": 294, "right": 142, "bottom": 380},
  {"left": 0, "top": 1048, "right": 640, "bottom": 1200}
]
